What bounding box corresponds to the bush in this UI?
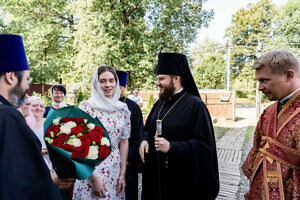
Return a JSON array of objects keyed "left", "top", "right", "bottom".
[
  {"left": 236, "top": 91, "right": 248, "bottom": 98},
  {"left": 76, "top": 90, "right": 89, "bottom": 106}
]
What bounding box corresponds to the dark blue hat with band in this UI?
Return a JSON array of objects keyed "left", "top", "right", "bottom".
[
  {"left": 116, "top": 70, "right": 128, "bottom": 87},
  {"left": 0, "top": 34, "right": 29, "bottom": 73}
]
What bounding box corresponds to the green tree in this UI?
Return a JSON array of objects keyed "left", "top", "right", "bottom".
[
  {"left": 193, "top": 54, "right": 226, "bottom": 89},
  {"left": 275, "top": 0, "right": 300, "bottom": 57},
  {"left": 1, "top": 0, "right": 214, "bottom": 92},
  {"left": 1, "top": 0, "right": 75, "bottom": 83},
  {"left": 225, "top": 0, "right": 276, "bottom": 82},
  {"left": 77, "top": 0, "right": 214, "bottom": 90},
  {"left": 191, "top": 39, "right": 226, "bottom": 89}
]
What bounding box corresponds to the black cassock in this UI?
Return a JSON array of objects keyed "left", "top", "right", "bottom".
[
  {"left": 142, "top": 90, "right": 219, "bottom": 200},
  {"left": 0, "top": 96, "right": 62, "bottom": 200},
  {"left": 120, "top": 97, "right": 144, "bottom": 200}
]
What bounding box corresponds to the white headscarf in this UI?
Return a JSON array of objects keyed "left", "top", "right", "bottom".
[
  {"left": 50, "top": 84, "right": 68, "bottom": 108},
  {"left": 28, "top": 96, "right": 43, "bottom": 104},
  {"left": 84, "top": 66, "right": 129, "bottom": 112}
]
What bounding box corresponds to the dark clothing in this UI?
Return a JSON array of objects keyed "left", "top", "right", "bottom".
[
  {"left": 120, "top": 96, "right": 144, "bottom": 200},
  {"left": 0, "top": 95, "right": 62, "bottom": 200},
  {"left": 44, "top": 104, "right": 70, "bottom": 118},
  {"left": 44, "top": 105, "right": 55, "bottom": 118},
  {"left": 142, "top": 90, "right": 219, "bottom": 200}
]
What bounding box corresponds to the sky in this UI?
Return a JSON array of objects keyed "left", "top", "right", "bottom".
[{"left": 192, "top": 0, "right": 288, "bottom": 46}]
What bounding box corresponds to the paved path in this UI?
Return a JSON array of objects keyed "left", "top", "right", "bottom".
[
  {"left": 216, "top": 105, "right": 257, "bottom": 199},
  {"left": 216, "top": 127, "right": 248, "bottom": 200}
]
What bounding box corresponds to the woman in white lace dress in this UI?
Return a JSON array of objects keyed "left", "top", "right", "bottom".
[{"left": 73, "top": 65, "right": 130, "bottom": 200}]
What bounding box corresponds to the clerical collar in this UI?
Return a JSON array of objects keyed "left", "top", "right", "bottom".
[
  {"left": 0, "top": 95, "right": 12, "bottom": 106},
  {"left": 174, "top": 87, "right": 184, "bottom": 94},
  {"left": 279, "top": 88, "right": 300, "bottom": 105},
  {"left": 167, "top": 88, "right": 185, "bottom": 102}
]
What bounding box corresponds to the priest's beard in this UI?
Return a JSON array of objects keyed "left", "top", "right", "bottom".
[
  {"left": 10, "top": 82, "right": 27, "bottom": 108},
  {"left": 159, "top": 79, "right": 175, "bottom": 101}
]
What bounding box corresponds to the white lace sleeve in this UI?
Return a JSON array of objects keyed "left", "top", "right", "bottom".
[{"left": 120, "top": 109, "right": 131, "bottom": 139}]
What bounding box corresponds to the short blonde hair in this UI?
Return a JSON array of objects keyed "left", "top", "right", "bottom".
[{"left": 252, "top": 50, "right": 300, "bottom": 77}]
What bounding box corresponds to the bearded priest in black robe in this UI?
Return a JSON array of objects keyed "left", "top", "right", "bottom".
[
  {"left": 0, "top": 34, "right": 62, "bottom": 200},
  {"left": 139, "top": 53, "right": 219, "bottom": 200},
  {"left": 116, "top": 70, "right": 144, "bottom": 200}
]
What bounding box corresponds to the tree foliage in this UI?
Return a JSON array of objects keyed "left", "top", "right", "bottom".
[
  {"left": 275, "top": 0, "right": 300, "bottom": 57},
  {"left": 0, "top": 0, "right": 213, "bottom": 92},
  {"left": 191, "top": 39, "right": 226, "bottom": 89},
  {"left": 225, "top": 0, "right": 276, "bottom": 82},
  {"left": 1, "top": 0, "right": 75, "bottom": 83}
]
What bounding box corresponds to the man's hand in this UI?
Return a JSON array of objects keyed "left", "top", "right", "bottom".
[
  {"left": 139, "top": 140, "right": 149, "bottom": 163},
  {"left": 50, "top": 171, "right": 74, "bottom": 189},
  {"left": 154, "top": 136, "right": 170, "bottom": 153}
]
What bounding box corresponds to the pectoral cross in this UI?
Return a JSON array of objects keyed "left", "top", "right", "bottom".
[
  {"left": 156, "top": 120, "right": 162, "bottom": 136},
  {"left": 156, "top": 120, "right": 168, "bottom": 168}
]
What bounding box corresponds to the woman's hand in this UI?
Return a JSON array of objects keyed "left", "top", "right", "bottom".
[
  {"left": 116, "top": 174, "right": 126, "bottom": 196},
  {"left": 139, "top": 140, "right": 149, "bottom": 163},
  {"left": 91, "top": 173, "right": 107, "bottom": 198}
]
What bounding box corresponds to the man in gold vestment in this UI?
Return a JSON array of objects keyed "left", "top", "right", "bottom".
[{"left": 242, "top": 50, "right": 300, "bottom": 200}]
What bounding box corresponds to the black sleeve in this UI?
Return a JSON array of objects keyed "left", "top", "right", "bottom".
[
  {"left": 0, "top": 107, "right": 62, "bottom": 200},
  {"left": 168, "top": 101, "right": 219, "bottom": 199},
  {"left": 127, "top": 103, "right": 144, "bottom": 171},
  {"left": 44, "top": 106, "right": 51, "bottom": 118}
]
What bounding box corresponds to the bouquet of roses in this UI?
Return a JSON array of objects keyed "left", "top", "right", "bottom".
[{"left": 44, "top": 106, "right": 111, "bottom": 180}]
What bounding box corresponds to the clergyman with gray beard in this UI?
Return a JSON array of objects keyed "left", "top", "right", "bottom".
[{"left": 0, "top": 34, "right": 62, "bottom": 200}]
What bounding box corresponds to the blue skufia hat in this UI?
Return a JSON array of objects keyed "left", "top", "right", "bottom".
[
  {"left": 116, "top": 70, "right": 128, "bottom": 87},
  {"left": 0, "top": 34, "right": 29, "bottom": 73}
]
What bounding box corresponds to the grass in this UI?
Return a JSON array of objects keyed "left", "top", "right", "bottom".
[
  {"left": 244, "top": 126, "right": 256, "bottom": 144},
  {"left": 213, "top": 126, "right": 231, "bottom": 141}
]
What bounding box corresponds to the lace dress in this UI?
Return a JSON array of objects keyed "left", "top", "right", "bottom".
[{"left": 73, "top": 102, "right": 130, "bottom": 200}]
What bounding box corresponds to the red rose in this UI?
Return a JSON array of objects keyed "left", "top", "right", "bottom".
[
  {"left": 57, "top": 133, "right": 70, "bottom": 142},
  {"left": 52, "top": 138, "right": 64, "bottom": 148},
  {"left": 62, "top": 144, "right": 76, "bottom": 152},
  {"left": 46, "top": 125, "right": 60, "bottom": 137},
  {"left": 88, "top": 130, "right": 103, "bottom": 143},
  {"left": 71, "top": 143, "right": 90, "bottom": 159},
  {"left": 98, "top": 145, "right": 110, "bottom": 159},
  {"left": 78, "top": 134, "right": 91, "bottom": 146},
  {"left": 94, "top": 126, "right": 104, "bottom": 136},
  {"left": 61, "top": 117, "right": 73, "bottom": 123},
  {"left": 70, "top": 134, "right": 91, "bottom": 159},
  {"left": 52, "top": 133, "right": 70, "bottom": 148},
  {"left": 71, "top": 124, "right": 87, "bottom": 136},
  {"left": 74, "top": 117, "right": 85, "bottom": 124}
]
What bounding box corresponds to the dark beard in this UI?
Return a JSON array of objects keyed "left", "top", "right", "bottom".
[
  {"left": 10, "top": 82, "right": 27, "bottom": 108},
  {"left": 159, "top": 79, "right": 175, "bottom": 101}
]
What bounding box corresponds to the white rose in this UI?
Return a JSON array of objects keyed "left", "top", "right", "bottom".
[
  {"left": 87, "top": 123, "right": 95, "bottom": 130},
  {"left": 52, "top": 117, "right": 61, "bottom": 125},
  {"left": 60, "top": 124, "right": 72, "bottom": 134},
  {"left": 67, "top": 137, "right": 81, "bottom": 147},
  {"left": 101, "top": 137, "right": 110, "bottom": 146},
  {"left": 86, "top": 146, "right": 99, "bottom": 159},
  {"left": 60, "top": 121, "right": 77, "bottom": 134},
  {"left": 65, "top": 121, "right": 77, "bottom": 129}
]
